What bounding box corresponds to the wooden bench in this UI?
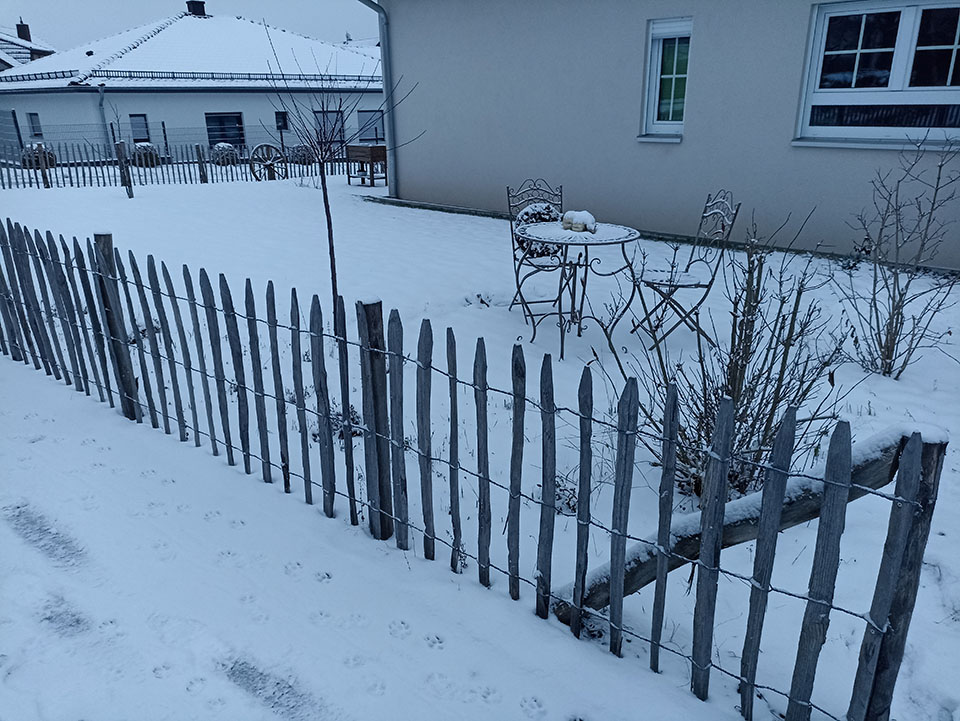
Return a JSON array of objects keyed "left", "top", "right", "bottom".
[{"left": 346, "top": 144, "right": 387, "bottom": 186}]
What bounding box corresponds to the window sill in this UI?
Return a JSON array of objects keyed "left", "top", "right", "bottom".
[
  {"left": 637, "top": 133, "right": 683, "bottom": 144},
  {"left": 791, "top": 136, "right": 950, "bottom": 151}
]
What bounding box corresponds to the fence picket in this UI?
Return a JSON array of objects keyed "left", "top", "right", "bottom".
[
  {"left": 335, "top": 295, "right": 359, "bottom": 522},
  {"left": 417, "top": 318, "right": 435, "bottom": 560},
  {"left": 148, "top": 256, "right": 187, "bottom": 441},
  {"left": 785, "top": 420, "right": 852, "bottom": 721},
  {"left": 609, "top": 377, "right": 640, "bottom": 657},
  {"left": 536, "top": 353, "right": 556, "bottom": 620},
  {"left": 447, "top": 327, "right": 462, "bottom": 572},
  {"left": 45, "top": 234, "right": 91, "bottom": 395},
  {"left": 161, "top": 261, "right": 200, "bottom": 446},
  {"left": 651, "top": 383, "right": 680, "bottom": 671},
  {"left": 740, "top": 407, "right": 797, "bottom": 719},
  {"left": 0, "top": 258, "right": 23, "bottom": 362},
  {"left": 310, "top": 295, "right": 336, "bottom": 516},
  {"left": 199, "top": 269, "right": 234, "bottom": 464},
  {"left": 31, "top": 228, "right": 77, "bottom": 385},
  {"left": 691, "top": 396, "right": 734, "bottom": 700},
  {"left": 183, "top": 265, "right": 218, "bottom": 454},
  {"left": 245, "top": 279, "right": 272, "bottom": 482},
  {"left": 266, "top": 281, "right": 290, "bottom": 491},
  {"left": 387, "top": 309, "right": 409, "bottom": 550},
  {"left": 289, "top": 288, "right": 311, "bottom": 503},
  {"left": 129, "top": 253, "right": 170, "bottom": 433},
  {"left": 220, "top": 274, "right": 251, "bottom": 474},
  {"left": 571, "top": 366, "right": 592, "bottom": 638},
  {"left": 59, "top": 237, "right": 104, "bottom": 402},
  {"left": 73, "top": 239, "right": 113, "bottom": 406},
  {"left": 508, "top": 343, "right": 525, "bottom": 601},
  {"left": 116, "top": 252, "right": 158, "bottom": 426},
  {"left": 25, "top": 231, "right": 66, "bottom": 382},
  {"left": 9, "top": 223, "right": 51, "bottom": 374},
  {"left": 474, "top": 337, "right": 491, "bottom": 587},
  {"left": 0, "top": 223, "right": 38, "bottom": 367}
]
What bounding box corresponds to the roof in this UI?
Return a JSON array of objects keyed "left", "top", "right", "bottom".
[
  {"left": 0, "top": 26, "right": 56, "bottom": 66},
  {"left": 0, "top": 12, "right": 381, "bottom": 91}
]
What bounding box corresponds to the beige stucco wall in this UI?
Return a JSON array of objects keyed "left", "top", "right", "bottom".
[{"left": 378, "top": 0, "right": 960, "bottom": 269}]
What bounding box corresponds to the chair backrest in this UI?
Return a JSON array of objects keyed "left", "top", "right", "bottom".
[
  {"left": 685, "top": 189, "right": 741, "bottom": 270},
  {"left": 506, "top": 178, "right": 563, "bottom": 226}
]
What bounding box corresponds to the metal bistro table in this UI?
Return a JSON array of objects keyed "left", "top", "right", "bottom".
[{"left": 513, "top": 221, "right": 641, "bottom": 360}]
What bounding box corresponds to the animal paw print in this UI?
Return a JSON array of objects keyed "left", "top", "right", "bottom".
[
  {"left": 342, "top": 654, "right": 365, "bottom": 669},
  {"left": 239, "top": 593, "right": 256, "bottom": 606},
  {"left": 315, "top": 571, "right": 333, "bottom": 584},
  {"left": 229, "top": 519, "right": 245, "bottom": 529},
  {"left": 186, "top": 677, "right": 206, "bottom": 693},
  {"left": 479, "top": 686, "right": 502, "bottom": 705},
  {"left": 152, "top": 663, "right": 171, "bottom": 679},
  {"left": 424, "top": 633, "right": 445, "bottom": 650},
  {"left": 388, "top": 619, "right": 410, "bottom": 639},
  {"left": 520, "top": 697, "right": 546, "bottom": 719},
  {"left": 425, "top": 672, "right": 454, "bottom": 699},
  {"left": 283, "top": 561, "right": 302, "bottom": 577},
  {"left": 367, "top": 678, "right": 386, "bottom": 696},
  {"left": 308, "top": 609, "right": 331, "bottom": 625},
  {"left": 203, "top": 510, "right": 221, "bottom": 521}
]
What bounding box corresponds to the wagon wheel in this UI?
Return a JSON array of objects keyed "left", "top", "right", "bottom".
[{"left": 249, "top": 143, "right": 287, "bottom": 181}]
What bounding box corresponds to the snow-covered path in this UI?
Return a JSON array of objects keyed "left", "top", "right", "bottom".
[{"left": 0, "top": 359, "right": 739, "bottom": 721}]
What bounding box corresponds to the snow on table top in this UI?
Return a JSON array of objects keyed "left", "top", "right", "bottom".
[{"left": 516, "top": 221, "right": 640, "bottom": 246}]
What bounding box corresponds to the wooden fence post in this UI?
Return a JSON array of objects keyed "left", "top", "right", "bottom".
[
  {"left": 651, "top": 382, "right": 680, "bottom": 671},
  {"left": 417, "top": 319, "right": 435, "bottom": 560},
  {"left": 474, "top": 336, "right": 491, "bottom": 587},
  {"left": 93, "top": 232, "right": 137, "bottom": 420},
  {"left": 447, "top": 327, "right": 462, "bottom": 572},
  {"left": 310, "top": 295, "right": 336, "bottom": 517},
  {"left": 115, "top": 141, "right": 134, "bottom": 198},
  {"left": 195, "top": 144, "right": 209, "bottom": 184},
  {"left": 335, "top": 295, "right": 360, "bottom": 524},
  {"left": 38, "top": 142, "right": 51, "bottom": 189},
  {"left": 535, "top": 353, "right": 556, "bottom": 620},
  {"left": 387, "top": 309, "right": 409, "bottom": 550},
  {"left": 508, "top": 343, "right": 525, "bottom": 601},
  {"left": 570, "top": 365, "right": 592, "bottom": 638}
]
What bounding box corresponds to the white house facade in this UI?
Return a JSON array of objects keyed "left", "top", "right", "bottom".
[
  {"left": 0, "top": 2, "right": 383, "bottom": 152},
  {"left": 364, "top": 0, "right": 960, "bottom": 269}
]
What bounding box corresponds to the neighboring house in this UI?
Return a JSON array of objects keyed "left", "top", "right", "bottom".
[
  {"left": 0, "top": 21, "right": 55, "bottom": 71},
  {"left": 0, "top": 2, "right": 383, "bottom": 152},
  {"left": 363, "top": 0, "right": 960, "bottom": 269}
]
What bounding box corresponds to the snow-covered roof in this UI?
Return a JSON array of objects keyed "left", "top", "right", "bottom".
[
  {"left": 0, "top": 12, "right": 381, "bottom": 91},
  {"left": 0, "top": 26, "right": 55, "bottom": 66}
]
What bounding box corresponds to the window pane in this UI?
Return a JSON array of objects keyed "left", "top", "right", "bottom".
[
  {"left": 661, "top": 38, "right": 676, "bottom": 76},
  {"left": 658, "top": 78, "right": 674, "bottom": 121},
  {"left": 825, "top": 14, "right": 862, "bottom": 51},
  {"left": 856, "top": 51, "right": 894, "bottom": 87},
  {"left": 917, "top": 8, "right": 959, "bottom": 47},
  {"left": 862, "top": 12, "right": 899, "bottom": 49},
  {"left": 672, "top": 77, "right": 686, "bottom": 121},
  {"left": 911, "top": 48, "right": 953, "bottom": 86},
  {"left": 675, "top": 37, "right": 690, "bottom": 75},
  {"left": 820, "top": 53, "right": 856, "bottom": 88}
]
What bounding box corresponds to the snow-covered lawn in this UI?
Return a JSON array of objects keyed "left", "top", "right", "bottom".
[{"left": 2, "top": 179, "right": 959, "bottom": 720}]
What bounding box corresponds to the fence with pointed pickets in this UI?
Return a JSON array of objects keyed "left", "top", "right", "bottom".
[
  {"left": 0, "top": 216, "right": 945, "bottom": 721},
  {"left": 0, "top": 141, "right": 352, "bottom": 190}
]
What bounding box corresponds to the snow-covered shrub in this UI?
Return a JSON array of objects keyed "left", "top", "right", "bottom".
[
  {"left": 514, "top": 202, "right": 562, "bottom": 258},
  {"left": 211, "top": 142, "right": 239, "bottom": 166},
  {"left": 21, "top": 144, "right": 56, "bottom": 169},
  {"left": 131, "top": 142, "right": 160, "bottom": 168},
  {"left": 287, "top": 144, "right": 316, "bottom": 165}
]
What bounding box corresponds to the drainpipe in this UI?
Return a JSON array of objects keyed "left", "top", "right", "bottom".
[
  {"left": 353, "top": 0, "right": 398, "bottom": 197},
  {"left": 97, "top": 84, "right": 112, "bottom": 149}
]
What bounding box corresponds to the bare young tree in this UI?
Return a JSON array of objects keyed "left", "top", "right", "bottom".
[{"left": 834, "top": 139, "right": 960, "bottom": 380}]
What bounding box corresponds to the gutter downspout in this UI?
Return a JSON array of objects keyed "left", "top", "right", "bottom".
[
  {"left": 354, "top": 0, "right": 398, "bottom": 197},
  {"left": 97, "top": 84, "right": 112, "bottom": 149}
]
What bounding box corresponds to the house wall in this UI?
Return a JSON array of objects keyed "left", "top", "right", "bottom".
[
  {"left": 0, "top": 88, "right": 383, "bottom": 149},
  {"left": 378, "top": 0, "right": 960, "bottom": 269}
]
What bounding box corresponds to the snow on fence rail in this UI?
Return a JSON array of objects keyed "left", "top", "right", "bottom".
[
  {"left": 0, "top": 218, "right": 945, "bottom": 721},
  {"left": 0, "top": 141, "right": 349, "bottom": 190}
]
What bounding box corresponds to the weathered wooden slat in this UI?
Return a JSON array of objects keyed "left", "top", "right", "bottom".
[
  {"left": 571, "top": 365, "right": 592, "bottom": 638},
  {"left": 447, "top": 327, "right": 462, "bottom": 572},
  {"left": 266, "top": 282, "right": 290, "bottom": 490},
  {"left": 609, "top": 378, "right": 640, "bottom": 657},
  {"left": 739, "top": 407, "right": 797, "bottom": 719},
  {"left": 417, "top": 318, "right": 435, "bottom": 560},
  {"left": 73, "top": 238, "right": 113, "bottom": 406},
  {"left": 387, "top": 309, "right": 409, "bottom": 550},
  {"left": 848, "top": 432, "right": 920, "bottom": 720},
  {"left": 289, "top": 288, "right": 312, "bottom": 503},
  {"left": 368, "top": 302, "right": 394, "bottom": 538},
  {"left": 183, "top": 265, "right": 217, "bottom": 454},
  {"left": 474, "top": 337, "right": 491, "bottom": 587},
  {"left": 10, "top": 223, "right": 51, "bottom": 375},
  {"left": 650, "top": 382, "right": 681, "bottom": 670},
  {"left": 785, "top": 421, "right": 853, "bottom": 721},
  {"left": 161, "top": 262, "right": 200, "bottom": 446},
  {"left": 25, "top": 231, "right": 66, "bottom": 381},
  {"left": 148, "top": 256, "right": 187, "bottom": 441},
  {"left": 335, "top": 295, "right": 359, "bottom": 524},
  {"left": 45, "top": 233, "right": 90, "bottom": 395},
  {"left": 356, "top": 300, "right": 383, "bottom": 539},
  {"left": 866, "top": 439, "right": 947, "bottom": 721},
  {"left": 508, "top": 343, "right": 525, "bottom": 601},
  {"left": 310, "top": 295, "right": 336, "bottom": 516},
  {"left": 199, "top": 269, "right": 234, "bottom": 464},
  {"left": 116, "top": 252, "right": 159, "bottom": 427},
  {"left": 245, "top": 279, "right": 272, "bottom": 482},
  {"left": 0, "top": 258, "right": 23, "bottom": 362},
  {"left": 691, "top": 397, "right": 734, "bottom": 700},
  {"left": 220, "top": 273, "right": 251, "bottom": 474},
  {"left": 535, "top": 353, "right": 556, "bottom": 620},
  {"left": 129, "top": 252, "right": 170, "bottom": 433},
  {"left": 59, "top": 237, "right": 104, "bottom": 401},
  {"left": 0, "top": 222, "right": 37, "bottom": 367}
]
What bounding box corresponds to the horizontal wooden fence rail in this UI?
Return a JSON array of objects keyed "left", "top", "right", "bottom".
[{"left": 0, "top": 216, "right": 945, "bottom": 721}]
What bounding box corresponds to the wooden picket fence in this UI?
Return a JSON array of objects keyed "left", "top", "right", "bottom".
[
  {"left": 0, "top": 140, "right": 350, "bottom": 190},
  {"left": 0, "top": 216, "right": 945, "bottom": 721}
]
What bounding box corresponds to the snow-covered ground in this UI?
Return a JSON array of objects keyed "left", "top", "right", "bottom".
[{"left": 2, "top": 179, "right": 959, "bottom": 720}]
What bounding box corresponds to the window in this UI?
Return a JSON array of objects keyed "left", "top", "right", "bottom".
[
  {"left": 314, "top": 110, "right": 345, "bottom": 147},
  {"left": 129, "top": 114, "right": 150, "bottom": 143},
  {"left": 800, "top": 2, "right": 960, "bottom": 141},
  {"left": 204, "top": 112, "right": 245, "bottom": 146},
  {"left": 357, "top": 110, "right": 385, "bottom": 143},
  {"left": 26, "top": 112, "right": 42, "bottom": 139},
  {"left": 643, "top": 18, "right": 693, "bottom": 137},
  {"left": 275, "top": 111, "right": 289, "bottom": 132}
]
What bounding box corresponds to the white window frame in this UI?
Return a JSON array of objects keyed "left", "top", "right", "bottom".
[
  {"left": 798, "top": 0, "right": 960, "bottom": 142},
  {"left": 26, "top": 112, "right": 42, "bottom": 139},
  {"left": 642, "top": 17, "right": 693, "bottom": 138},
  {"left": 129, "top": 113, "right": 150, "bottom": 143}
]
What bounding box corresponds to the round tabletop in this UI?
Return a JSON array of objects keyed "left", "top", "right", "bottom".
[{"left": 514, "top": 221, "right": 641, "bottom": 247}]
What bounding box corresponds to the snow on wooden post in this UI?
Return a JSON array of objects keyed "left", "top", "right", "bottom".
[
  {"left": 195, "top": 144, "right": 209, "bottom": 184},
  {"left": 785, "top": 420, "right": 852, "bottom": 721},
  {"left": 570, "top": 365, "right": 592, "bottom": 638},
  {"left": 93, "top": 232, "right": 138, "bottom": 420},
  {"left": 535, "top": 353, "right": 556, "bottom": 620},
  {"left": 114, "top": 141, "right": 133, "bottom": 198},
  {"left": 691, "top": 396, "right": 734, "bottom": 700},
  {"left": 609, "top": 377, "right": 639, "bottom": 657},
  {"left": 864, "top": 438, "right": 947, "bottom": 721},
  {"left": 416, "top": 319, "right": 435, "bottom": 559},
  {"left": 507, "top": 343, "right": 525, "bottom": 601}
]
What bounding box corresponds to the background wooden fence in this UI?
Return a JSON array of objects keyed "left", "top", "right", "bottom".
[
  {"left": 0, "top": 217, "right": 945, "bottom": 721},
  {"left": 0, "top": 141, "right": 350, "bottom": 190}
]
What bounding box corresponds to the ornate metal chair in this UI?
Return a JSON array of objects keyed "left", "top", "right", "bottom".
[
  {"left": 633, "top": 189, "right": 741, "bottom": 349},
  {"left": 506, "top": 179, "right": 565, "bottom": 330}
]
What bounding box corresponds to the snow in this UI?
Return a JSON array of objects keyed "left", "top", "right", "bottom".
[
  {"left": 562, "top": 210, "right": 597, "bottom": 233},
  {"left": 2, "top": 178, "right": 960, "bottom": 720}
]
